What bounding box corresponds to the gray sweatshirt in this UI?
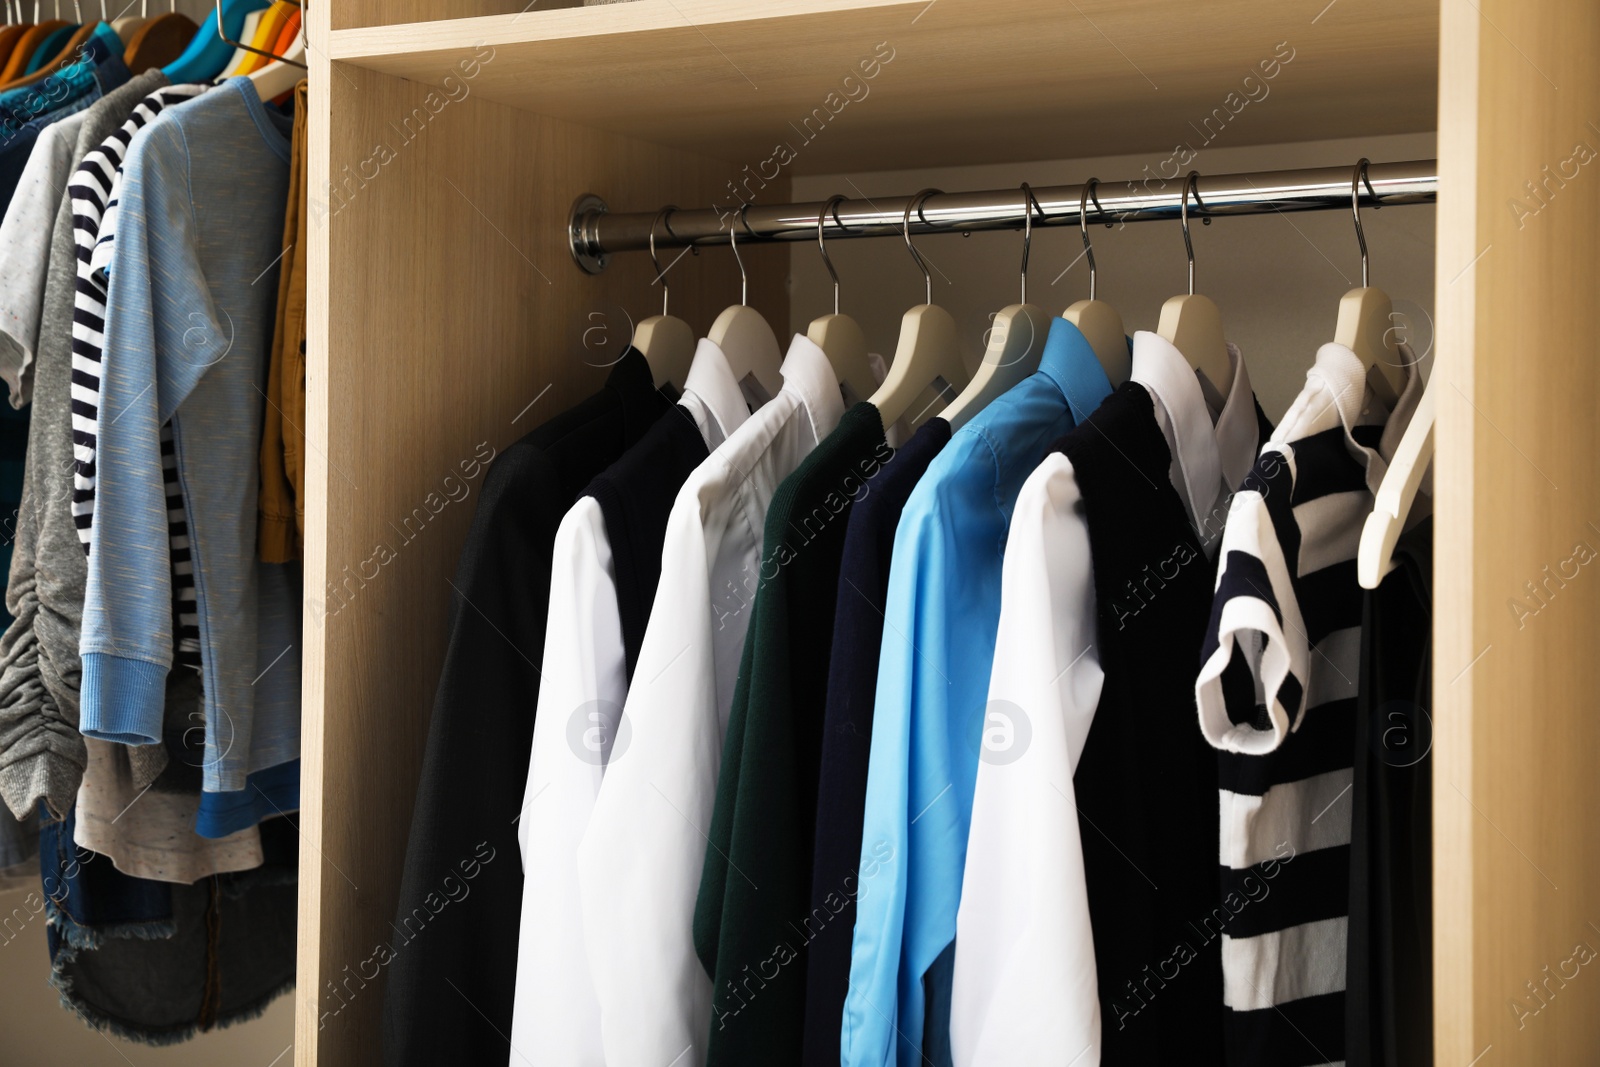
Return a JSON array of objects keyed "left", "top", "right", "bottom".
[{"left": 0, "top": 70, "right": 169, "bottom": 823}]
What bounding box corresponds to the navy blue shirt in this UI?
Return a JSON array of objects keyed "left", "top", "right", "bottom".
[{"left": 801, "top": 417, "right": 950, "bottom": 1067}]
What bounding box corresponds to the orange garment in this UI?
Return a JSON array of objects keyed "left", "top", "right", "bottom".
[
  {"left": 259, "top": 81, "right": 308, "bottom": 562},
  {"left": 235, "top": 1, "right": 292, "bottom": 76}
]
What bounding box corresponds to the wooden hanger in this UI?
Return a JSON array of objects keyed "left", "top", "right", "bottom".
[
  {"left": 1334, "top": 158, "right": 1406, "bottom": 408},
  {"left": 124, "top": 1, "right": 198, "bottom": 73},
  {"left": 1157, "top": 170, "right": 1233, "bottom": 398},
  {"left": 1062, "top": 177, "right": 1130, "bottom": 386},
  {"left": 1358, "top": 374, "right": 1432, "bottom": 588},
  {"left": 626, "top": 207, "right": 694, "bottom": 392},
  {"left": 217, "top": 7, "right": 261, "bottom": 77},
  {"left": 0, "top": 18, "right": 66, "bottom": 84},
  {"left": 941, "top": 183, "right": 1050, "bottom": 429},
  {"left": 868, "top": 188, "right": 969, "bottom": 427},
  {"left": 0, "top": 13, "right": 33, "bottom": 77},
  {"left": 244, "top": 0, "right": 303, "bottom": 101},
  {"left": 5, "top": 8, "right": 92, "bottom": 92},
  {"left": 110, "top": 13, "right": 146, "bottom": 46},
  {"left": 706, "top": 202, "right": 784, "bottom": 400},
  {"left": 806, "top": 194, "right": 879, "bottom": 402}
]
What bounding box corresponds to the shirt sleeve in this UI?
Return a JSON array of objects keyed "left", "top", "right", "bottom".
[
  {"left": 1194, "top": 445, "right": 1310, "bottom": 755},
  {"left": 0, "top": 122, "right": 73, "bottom": 406},
  {"left": 509, "top": 497, "right": 623, "bottom": 1064},
  {"left": 951, "top": 455, "right": 1104, "bottom": 1066},
  {"left": 79, "top": 121, "right": 210, "bottom": 745},
  {"left": 577, "top": 481, "right": 721, "bottom": 1065}
]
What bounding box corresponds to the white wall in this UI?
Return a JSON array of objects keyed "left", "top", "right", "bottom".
[{"left": 789, "top": 132, "right": 1437, "bottom": 421}]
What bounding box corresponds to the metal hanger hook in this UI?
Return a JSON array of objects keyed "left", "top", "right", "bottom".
[
  {"left": 902, "top": 188, "right": 941, "bottom": 305},
  {"left": 1020, "top": 183, "right": 1043, "bottom": 305},
  {"left": 1351, "top": 157, "right": 1378, "bottom": 288},
  {"left": 817, "top": 194, "right": 849, "bottom": 316},
  {"left": 648, "top": 206, "right": 676, "bottom": 317},
  {"left": 1180, "top": 170, "right": 1204, "bottom": 296},
  {"left": 1079, "top": 177, "right": 1104, "bottom": 302},
  {"left": 730, "top": 202, "right": 752, "bottom": 307}
]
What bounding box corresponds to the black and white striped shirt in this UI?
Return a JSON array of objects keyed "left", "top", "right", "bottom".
[
  {"left": 68, "top": 83, "right": 207, "bottom": 668},
  {"left": 1194, "top": 341, "right": 1421, "bottom": 1066}
]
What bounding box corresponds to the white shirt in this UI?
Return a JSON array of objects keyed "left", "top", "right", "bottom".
[
  {"left": 576, "top": 334, "right": 843, "bottom": 1067},
  {"left": 950, "top": 331, "right": 1259, "bottom": 1067},
  {"left": 507, "top": 340, "right": 751, "bottom": 1065}
]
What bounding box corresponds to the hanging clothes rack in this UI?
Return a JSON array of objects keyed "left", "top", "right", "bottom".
[{"left": 568, "top": 158, "right": 1436, "bottom": 273}]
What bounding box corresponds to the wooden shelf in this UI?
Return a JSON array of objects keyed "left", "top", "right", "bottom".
[{"left": 329, "top": 0, "right": 1439, "bottom": 175}]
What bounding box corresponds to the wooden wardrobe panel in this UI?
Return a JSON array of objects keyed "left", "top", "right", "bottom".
[
  {"left": 331, "top": 0, "right": 585, "bottom": 33},
  {"left": 299, "top": 52, "right": 788, "bottom": 1067},
  {"left": 1434, "top": 0, "right": 1600, "bottom": 1061},
  {"left": 331, "top": 0, "right": 1438, "bottom": 176}
]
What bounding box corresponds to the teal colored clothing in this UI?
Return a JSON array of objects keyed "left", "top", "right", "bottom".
[
  {"left": 841, "top": 319, "right": 1113, "bottom": 1067},
  {"left": 23, "top": 24, "right": 80, "bottom": 76},
  {"left": 79, "top": 79, "right": 301, "bottom": 813},
  {"left": 0, "top": 23, "right": 122, "bottom": 118}
]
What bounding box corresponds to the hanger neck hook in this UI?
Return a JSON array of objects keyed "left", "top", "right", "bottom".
[
  {"left": 1181, "top": 170, "right": 1202, "bottom": 296},
  {"left": 903, "top": 188, "right": 941, "bottom": 305},
  {"left": 1351, "top": 157, "right": 1376, "bottom": 289},
  {"left": 730, "top": 203, "right": 751, "bottom": 307},
  {"left": 818, "top": 194, "right": 847, "bottom": 317},
  {"left": 649, "top": 206, "right": 675, "bottom": 318},
  {"left": 1079, "top": 177, "right": 1102, "bottom": 302},
  {"left": 1020, "top": 183, "right": 1042, "bottom": 305}
]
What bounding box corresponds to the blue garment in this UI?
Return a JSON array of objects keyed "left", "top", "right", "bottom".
[
  {"left": 79, "top": 78, "right": 300, "bottom": 824},
  {"left": 0, "top": 23, "right": 126, "bottom": 122},
  {"left": 841, "top": 319, "right": 1113, "bottom": 1067},
  {"left": 804, "top": 417, "right": 951, "bottom": 1067},
  {"left": 0, "top": 26, "right": 128, "bottom": 214}
]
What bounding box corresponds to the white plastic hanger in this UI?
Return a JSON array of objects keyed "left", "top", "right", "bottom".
[
  {"left": 706, "top": 202, "right": 784, "bottom": 401},
  {"left": 940, "top": 183, "right": 1050, "bottom": 430},
  {"left": 1334, "top": 158, "right": 1406, "bottom": 408},
  {"left": 867, "top": 188, "right": 969, "bottom": 427},
  {"left": 1358, "top": 376, "right": 1433, "bottom": 588},
  {"left": 806, "top": 194, "right": 879, "bottom": 402},
  {"left": 1157, "top": 171, "right": 1233, "bottom": 398},
  {"left": 218, "top": 7, "right": 262, "bottom": 77},
  {"left": 1062, "top": 177, "right": 1131, "bottom": 386},
  {"left": 627, "top": 206, "right": 694, "bottom": 392},
  {"left": 245, "top": 0, "right": 306, "bottom": 100}
]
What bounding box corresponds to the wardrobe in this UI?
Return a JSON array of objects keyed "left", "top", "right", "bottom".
[{"left": 299, "top": 1, "right": 1599, "bottom": 1064}]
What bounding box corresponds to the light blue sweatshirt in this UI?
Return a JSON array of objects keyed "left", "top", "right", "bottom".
[{"left": 79, "top": 78, "right": 301, "bottom": 814}]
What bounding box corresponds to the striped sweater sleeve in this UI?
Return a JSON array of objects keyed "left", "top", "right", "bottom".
[{"left": 68, "top": 84, "right": 206, "bottom": 672}]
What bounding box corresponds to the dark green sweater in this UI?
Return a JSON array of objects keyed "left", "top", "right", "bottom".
[{"left": 694, "top": 402, "right": 892, "bottom": 1066}]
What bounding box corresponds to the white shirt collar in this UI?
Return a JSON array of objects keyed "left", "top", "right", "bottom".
[
  {"left": 1131, "top": 331, "right": 1259, "bottom": 532},
  {"left": 681, "top": 337, "right": 751, "bottom": 451},
  {"left": 778, "top": 332, "right": 846, "bottom": 444},
  {"left": 1308, "top": 340, "right": 1426, "bottom": 492}
]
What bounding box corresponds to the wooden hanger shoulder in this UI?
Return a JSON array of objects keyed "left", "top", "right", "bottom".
[
  {"left": 1063, "top": 298, "right": 1129, "bottom": 386},
  {"left": 1335, "top": 286, "right": 1405, "bottom": 408},
  {"left": 708, "top": 304, "right": 784, "bottom": 400},
  {"left": 631, "top": 314, "right": 694, "bottom": 392},
  {"left": 940, "top": 302, "right": 1049, "bottom": 430},
  {"left": 807, "top": 312, "right": 878, "bottom": 402},
  {"left": 1158, "top": 292, "right": 1232, "bottom": 398},
  {"left": 868, "top": 303, "right": 968, "bottom": 427},
  {"left": 1358, "top": 375, "right": 1434, "bottom": 588}
]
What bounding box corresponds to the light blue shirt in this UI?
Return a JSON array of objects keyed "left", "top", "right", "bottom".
[
  {"left": 841, "top": 319, "right": 1113, "bottom": 1067},
  {"left": 79, "top": 79, "right": 301, "bottom": 824}
]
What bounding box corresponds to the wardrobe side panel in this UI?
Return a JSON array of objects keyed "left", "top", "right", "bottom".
[
  {"left": 1435, "top": 0, "right": 1600, "bottom": 1061},
  {"left": 299, "top": 62, "right": 787, "bottom": 1067}
]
